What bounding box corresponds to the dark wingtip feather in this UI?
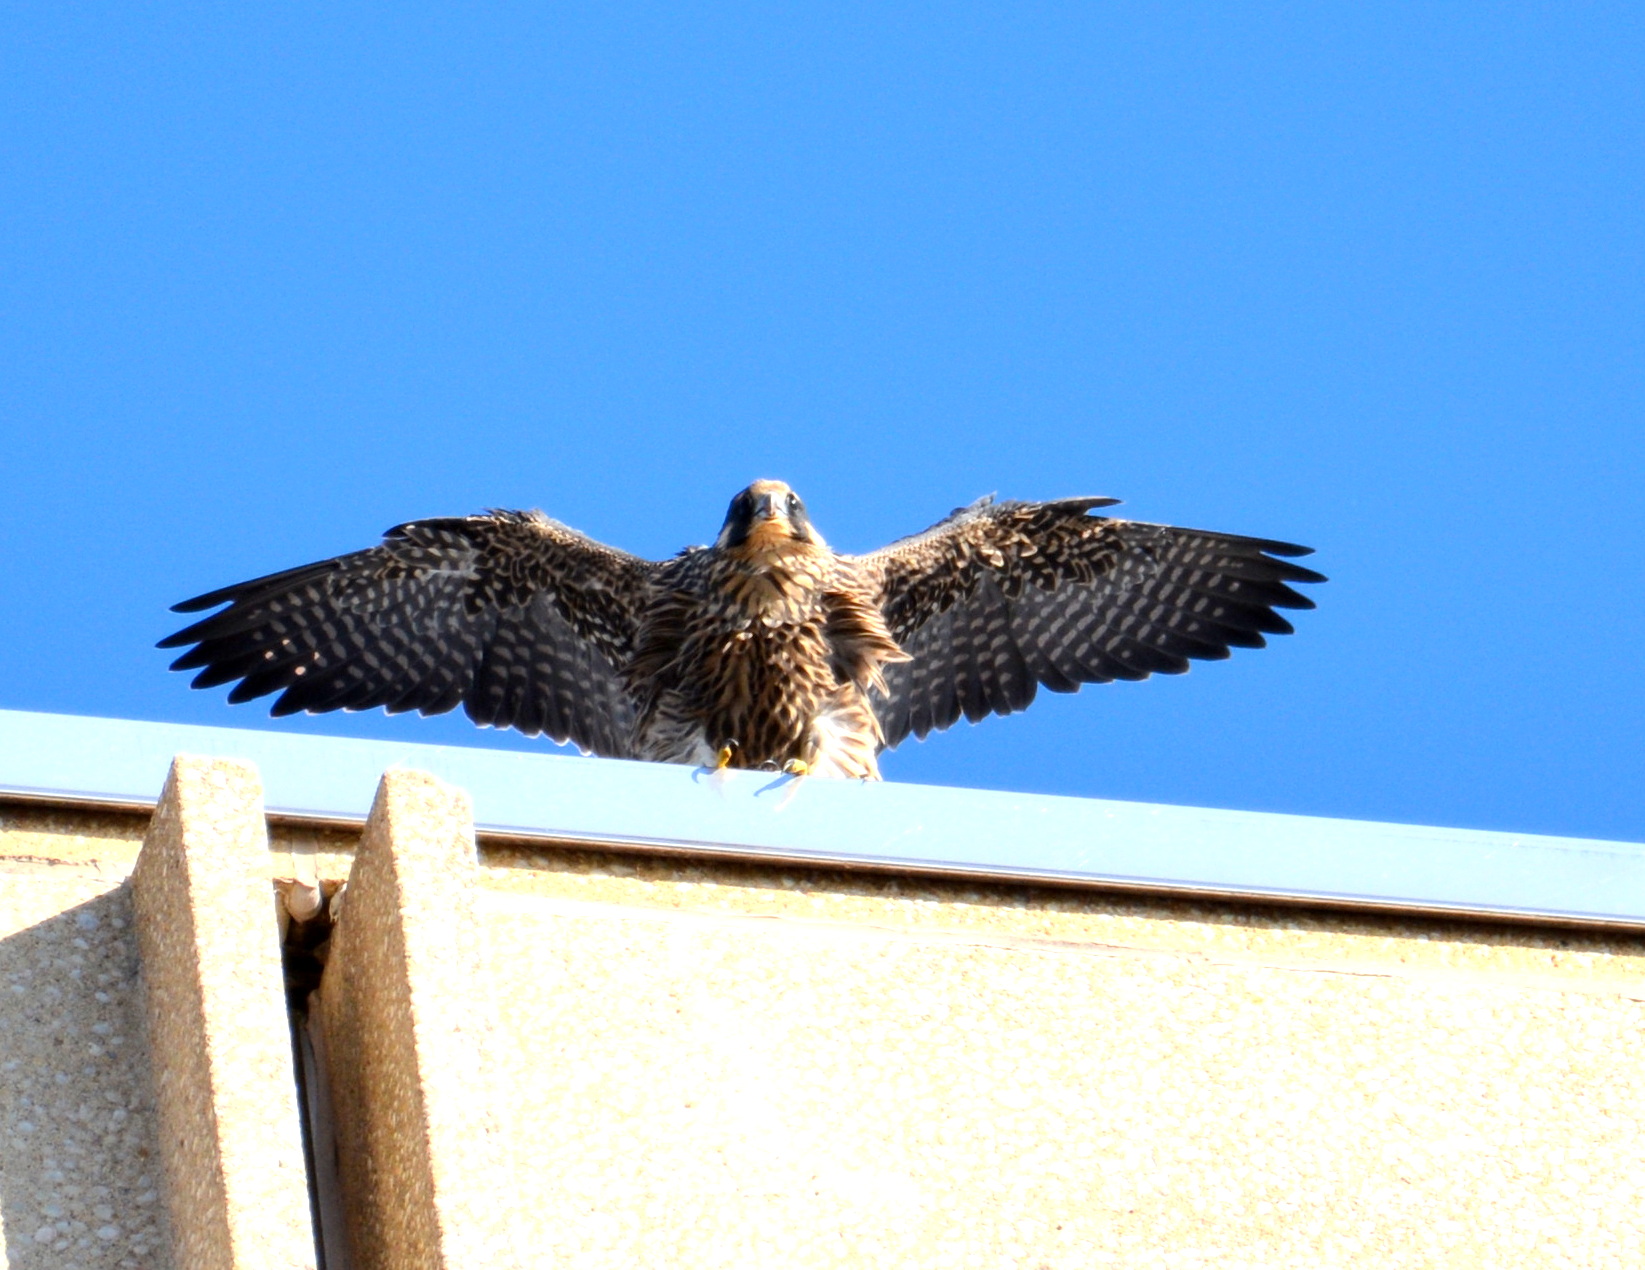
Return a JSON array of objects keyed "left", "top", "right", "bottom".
[
  {"left": 268, "top": 693, "right": 307, "bottom": 718},
  {"left": 1275, "top": 560, "right": 1327, "bottom": 585},
  {"left": 169, "top": 585, "right": 243, "bottom": 614},
  {"left": 224, "top": 679, "right": 274, "bottom": 706},
  {"left": 157, "top": 613, "right": 219, "bottom": 646},
  {"left": 158, "top": 628, "right": 212, "bottom": 654},
  {"left": 167, "top": 644, "right": 217, "bottom": 671},
  {"left": 1242, "top": 540, "right": 1325, "bottom": 586},
  {"left": 188, "top": 661, "right": 253, "bottom": 690},
  {"left": 1268, "top": 584, "right": 1317, "bottom": 611},
  {"left": 158, "top": 610, "right": 234, "bottom": 649}
]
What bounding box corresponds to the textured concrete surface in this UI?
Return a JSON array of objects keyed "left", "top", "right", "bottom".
[
  {"left": 479, "top": 843, "right": 1645, "bottom": 991},
  {"left": 315, "top": 770, "right": 521, "bottom": 1270},
  {"left": 129, "top": 758, "right": 316, "bottom": 1270},
  {"left": 481, "top": 847, "right": 1645, "bottom": 1269},
  {"left": 9, "top": 783, "right": 1645, "bottom": 1269},
  {"left": 0, "top": 871, "right": 172, "bottom": 1270},
  {"left": 0, "top": 806, "right": 149, "bottom": 878}
]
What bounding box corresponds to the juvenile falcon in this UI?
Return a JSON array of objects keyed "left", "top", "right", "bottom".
[{"left": 160, "top": 481, "right": 1324, "bottom": 778}]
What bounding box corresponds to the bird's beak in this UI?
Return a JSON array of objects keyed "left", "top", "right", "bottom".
[{"left": 755, "top": 493, "right": 785, "bottom": 522}]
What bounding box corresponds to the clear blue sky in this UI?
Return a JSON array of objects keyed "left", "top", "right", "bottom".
[{"left": 3, "top": 4, "right": 1641, "bottom": 840}]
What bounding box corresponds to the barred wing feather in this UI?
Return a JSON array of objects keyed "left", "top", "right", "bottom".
[
  {"left": 158, "top": 511, "right": 652, "bottom": 757},
  {"left": 857, "top": 497, "right": 1325, "bottom": 747}
]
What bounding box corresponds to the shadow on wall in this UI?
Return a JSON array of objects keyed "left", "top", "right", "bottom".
[{"left": 0, "top": 888, "right": 174, "bottom": 1270}]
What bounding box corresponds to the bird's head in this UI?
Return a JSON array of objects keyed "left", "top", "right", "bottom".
[{"left": 716, "top": 480, "right": 826, "bottom": 558}]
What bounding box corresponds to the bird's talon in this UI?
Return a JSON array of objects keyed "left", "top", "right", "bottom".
[
  {"left": 714, "top": 745, "right": 735, "bottom": 770},
  {"left": 783, "top": 758, "right": 812, "bottom": 777}
]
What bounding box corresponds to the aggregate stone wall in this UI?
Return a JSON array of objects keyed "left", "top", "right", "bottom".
[
  {"left": 2, "top": 787, "right": 315, "bottom": 1270},
  {"left": 0, "top": 808, "right": 172, "bottom": 1270},
  {"left": 477, "top": 846, "right": 1645, "bottom": 1270},
  {"left": 6, "top": 788, "right": 1645, "bottom": 1270}
]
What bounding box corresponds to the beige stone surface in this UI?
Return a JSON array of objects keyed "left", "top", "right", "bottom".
[
  {"left": 129, "top": 758, "right": 316, "bottom": 1270},
  {"left": 0, "top": 801, "right": 358, "bottom": 889},
  {"left": 0, "top": 805, "right": 149, "bottom": 879},
  {"left": 9, "top": 784, "right": 1645, "bottom": 1268},
  {"left": 0, "top": 871, "right": 172, "bottom": 1270},
  {"left": 480, "top": 844, "right": 1645, "bottom": 995},
  {"left": 316, "top": 770, "right": 522, "bottom": 1270},
  {"left": 482, "top": 849, "right": 1645, "bottom": 1270}
]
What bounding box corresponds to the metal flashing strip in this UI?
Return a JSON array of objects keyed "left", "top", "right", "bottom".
[{"left": 0, "top": 707, "right": 1642, "bottom": 929}]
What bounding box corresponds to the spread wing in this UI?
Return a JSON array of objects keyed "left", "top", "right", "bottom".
[
  {"left": 158, "top": 510, "right": 654, "bottom": 757},
  {"left": 855, "top": 496, "right": 1325, "bottom": 747}
]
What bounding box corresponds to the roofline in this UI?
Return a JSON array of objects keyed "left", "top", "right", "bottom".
[{"left": 1, "top": 707, "right": 1641, "bottom": 930}]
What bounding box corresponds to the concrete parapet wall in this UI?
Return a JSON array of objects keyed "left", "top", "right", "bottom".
[
  {"left": 313, "top": 770, "right": 521, "bottom": 1270},
  {"left": 0, "top": 850, "right": 172, "bottom": 1268},
  {"left": 129, "top": 758, "right": 314, "bottom": 1270},
  {"left": 2, "top": 722, "right": 1644, "bottom": 1268},
  {"left": 481, "top": 851, "right": 1645, "bottom": 1266}
]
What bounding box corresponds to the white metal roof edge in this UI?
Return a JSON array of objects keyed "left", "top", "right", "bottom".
[{"left": 1, "top": 707, "right": 1641, "bottom": 929}]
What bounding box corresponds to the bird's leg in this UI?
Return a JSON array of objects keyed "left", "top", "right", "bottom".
[
  {"left": 714, "top": 741, "right": 738, "bottom": 770},
  {"left": 782, "top": 757, "right": 812, "bottom": 777}
]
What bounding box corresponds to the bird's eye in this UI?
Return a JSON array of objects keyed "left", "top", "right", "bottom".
[{"left": 787, "top": 493, "right": 801, "bottom": 513}]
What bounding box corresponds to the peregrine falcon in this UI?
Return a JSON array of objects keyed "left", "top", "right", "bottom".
[{"left": 160, "top": 481, "right": 1323, "bottom": 778}]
